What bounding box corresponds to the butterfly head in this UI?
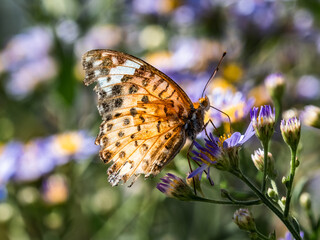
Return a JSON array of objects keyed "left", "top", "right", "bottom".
[{"left": 198, "top": 95, "right": 210, "bottom": 111}]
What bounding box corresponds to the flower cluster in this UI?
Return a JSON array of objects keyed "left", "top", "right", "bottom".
[{"left": 0, "top": 131, "right": 98, "bottom": 200}]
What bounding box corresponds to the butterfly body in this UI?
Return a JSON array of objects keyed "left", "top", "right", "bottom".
[{"left": 82, "top": 49, "right": 209, "bottom": 186}]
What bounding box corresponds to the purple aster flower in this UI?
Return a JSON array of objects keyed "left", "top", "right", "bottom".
[
  {"left": 250, "top": 105, "right": 275, "bottom": 143},
  {"left": 157, "top": 173, "right": 195, "bottom": 201},
  {"left": 189, "top": 122, "right": 255, "bottom": 181}
]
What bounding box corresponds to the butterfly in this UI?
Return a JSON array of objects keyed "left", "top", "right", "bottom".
[{"left": 82, "top": 49, "right": 222, "bottom": 186}]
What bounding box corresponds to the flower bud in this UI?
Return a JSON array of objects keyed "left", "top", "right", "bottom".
[
  {"left": 280, "top": 117, "right": 301, "bottom": 151},
  {"left": 267, "top": 188, "right": 278, "bottom": 201},
  {"left": 250, "top": 105, "right": 275, "bottom": 143},
  {"left": 281, "top": 197, "right": 286, "bottom": 205},
  {"left": 265, "top": 73, "right": 285, "bottom": 101},
  {"left": 233, "top": 208, "right": 256, "bottom": 232},
  {"left": 251, "top": 149, "right": 277, "bottom": 179},
  {"left": 299, "top": 192, "right": 312, "bottom": 210},
  {"left": 301, "top": 105, "right": 320, "bottom": 129},
  {"left": 157, "top": 173, "right": 195, "bottom": 201}
]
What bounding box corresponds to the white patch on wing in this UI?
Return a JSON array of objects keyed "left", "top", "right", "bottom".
[
  {"left": 98, "top": 77, "right": 108, "bottom": 87},
  {"left": 119, "top": 162, "right": 132, "bottom": 176},
  {"left": 110, "top": 66, "right": 136, "bottom": 75},
  {"left": 108, "top": 75, "right": 123, "bottom": 85},
  {"left": 94, "top": 70, "right": 101, "bottom": 76},
  {"left": 93, "top": 60, "right": 103, "bottom": 67},
  {"left": 123, "top": 60, "right": 141, "bottom": 69},
  {"left": 85, "top": 56, "right": 92, "bottom": 62}
]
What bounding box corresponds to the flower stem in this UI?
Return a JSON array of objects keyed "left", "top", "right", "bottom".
[
  {"left": 255, "top": 229, "right": 270, "bottom": 240},
  {"left": 232, "top": 169, "right": 302, "bottom": 240},
  {"left": 284, "top": 148, "right": 297, "bottom": 218},
  {"left": 192, "top": 196, "right": 261, "bottom": 206},
  {"left": 261, "top": 140, "right": 269, "bottom": 193},
  {"left": 270, "top": 179, "right": 284, "bottom": 210}
]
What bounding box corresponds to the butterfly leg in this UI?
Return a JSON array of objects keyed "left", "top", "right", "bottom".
[
  {"left": 203, "top": 119, "right": 218, "bottom": 139},
  {"left": 186, "top": 141, "right": 199, "bottom": 195}
]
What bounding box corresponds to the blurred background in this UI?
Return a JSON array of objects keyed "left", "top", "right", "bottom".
[{"left": 1, "top": 0, "right": 320, "bottom": 239}]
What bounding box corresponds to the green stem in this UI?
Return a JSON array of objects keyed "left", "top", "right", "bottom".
[
  {"left": 271, "top": 179, "right": 284, "bottom": 210},
  {"left": 232, "top": 170, "right": 302, "bottom": 240},
  {"left": 284, "top": 148, "right": 297, "bottom": 218},
  {"left": 255, "top": 229, "right": 270, "bottom": 240},
  {"left": 191, "top": 196, "right": 261, "bottom": 206},
  {"left": 273, "top": 98, "right": 282, "bottom": 123},
  {"left": 261, "top": 140, "right": 269, "bottom": 193}
]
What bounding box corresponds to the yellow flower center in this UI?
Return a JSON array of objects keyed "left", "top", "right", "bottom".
[{"left": 54, "top": 132, "right": 82, "bottom": 155}]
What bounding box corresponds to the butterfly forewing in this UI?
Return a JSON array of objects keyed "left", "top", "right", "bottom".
[{"left": 82, "top": 49, "right": 193, "bottom": 186}]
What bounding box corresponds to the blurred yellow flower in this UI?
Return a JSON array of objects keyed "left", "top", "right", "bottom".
[
  {"left": 145, "top": 51, "right": 173, "bottom": 70},
  {"left": 52, "top": 132, "right": 83, "bottom": 156},
  {"left": 209, "top": 77, "right": 236, "bottom": 93},
  {"left": 223, "top": 63, "right": 243, "bottom": 83},
  {"left": 248, "top": 85, "right": 271, "bottom": 106}
]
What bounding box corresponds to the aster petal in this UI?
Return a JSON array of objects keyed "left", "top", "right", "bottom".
[
  {"left": 188, "top": 164, "right": 207, "bottom": 179},
  {"left": 224, "top": 132, "right": 241, "bottom": 148},
  {"left": 206, "top": 167, "right": 214, "bottom": 186},
  {"left": 238, "top": 122, "right": 255, "bottom": 145}
]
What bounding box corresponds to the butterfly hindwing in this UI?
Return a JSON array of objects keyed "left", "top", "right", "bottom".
[{"left": 82, "top": 49, "right": 193, "bottom": 185}]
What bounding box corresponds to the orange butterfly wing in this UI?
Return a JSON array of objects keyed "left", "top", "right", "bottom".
[{"left": 82, "top": 49, "right": 194, "bottom": 186}]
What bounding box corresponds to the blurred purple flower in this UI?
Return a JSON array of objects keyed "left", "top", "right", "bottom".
[
  {"left": 208, "top": 89, "right": 255, "bottom": 126},
  {"left": 0, "top": 26, "right": 53, "bottom": 71},
  {"left": 0, "top": 26, "right": 57, "bottom": 98},
  {"left": 0, "top": 142, "right": 22, "bottom": 185},
  {"left": 296, "top": 75, "right": 320, "bottom": 100},
  {"left": 279, "top": 231, "right": 304, "bottom": 240},
  {"left": 0, "top": 130, "right": 98, "bottom": 183},
  {"left": 0, "top": 186, "right": 7, "bottom": 201},
  {"left": 13, "top": 139, "right": 57, "bottom": 182},
  {"left": 6, "top": 57, "right": 56, "bottom": 98}
]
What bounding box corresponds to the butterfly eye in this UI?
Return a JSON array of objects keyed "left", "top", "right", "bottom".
[{"left": 199, "top": 96, "right": 210, "bottom": 111}]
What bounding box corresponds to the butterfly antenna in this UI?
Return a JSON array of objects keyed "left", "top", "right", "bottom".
[
  {"left": 210, "top": 106, "right": 232, "bottom": 134},
  {"left": 201, "top": 52, "right": 227, "bottom": 98}
]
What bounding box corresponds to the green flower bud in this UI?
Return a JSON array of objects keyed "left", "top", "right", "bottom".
[
  {"left": 157, "top": 173, "right": 195, "bottom": 201},
  {"left": 250, "top": 105, "right": 275, "bottom": 143},
  {"left": 251, "top": 149, "right": 277, "bottom": 179},
  {"left": 280, "top": 117, "right": 301, "bottom": 151},
  {"left": 301, "top": 105, "right": 320, "bottom": 129},
  {"left": 299, "top": 192, "right": 312, "bottom": 210},
  {"left": 265, "top": 73, "right": 285, "bottom": 101},
  {"left": 233, "top": 208, "right": 256, "bottom": 232}
]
